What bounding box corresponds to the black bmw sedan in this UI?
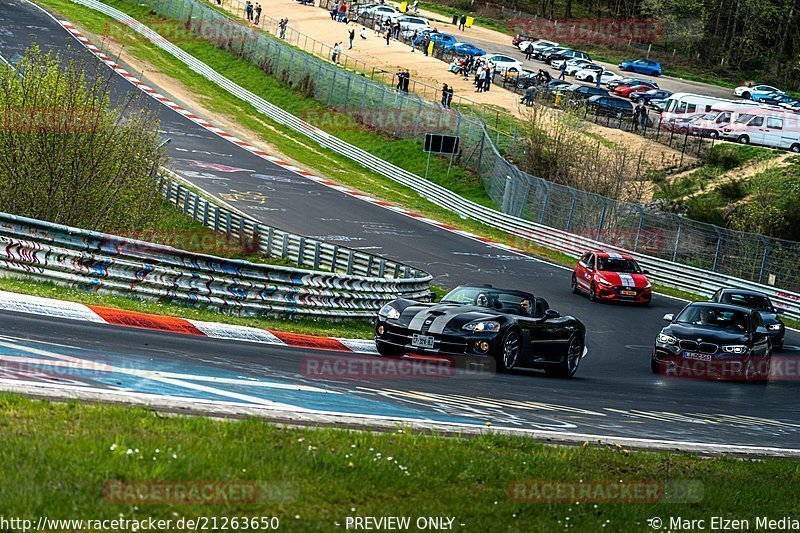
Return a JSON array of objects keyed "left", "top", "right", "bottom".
[{"left": 652, "top": 302, "right": 772, "bottom": 381}]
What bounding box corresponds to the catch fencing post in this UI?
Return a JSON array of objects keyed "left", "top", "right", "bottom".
[
  {"left": 711, "top": 227, "right": 724, "bottom": 272},
  {"left": 672, "top": 215, "right": 683, "bottom": 262},
  {"left": 596, "top": 198, "right": 608, "bottom": 241},
  {"left": 759, "top": 237, "right": 771, "bottom": 284},
  {"left": 633, "top": 206, "right": 645, "bottom": 252},
  {"left": 501, "top": 176, "right": 513, "bottom": 213}
]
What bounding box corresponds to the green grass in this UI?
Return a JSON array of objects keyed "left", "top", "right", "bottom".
[{"left": 2, "top": 393, "right": 800, "bottom": 529}]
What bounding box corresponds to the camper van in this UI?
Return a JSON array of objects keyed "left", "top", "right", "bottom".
[
  {"left": 660, "top": 93, "right": 732, "bottom": 128},
  {"left": 688, "top": 101, "right": 760, "bottom": 139},
  {"left": 721, "top": 107, "right": 800, "bottom": 152}
]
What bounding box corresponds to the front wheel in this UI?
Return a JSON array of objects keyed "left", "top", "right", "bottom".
[
  {"left": 546, "top": 335, "right": 584, "bottom": 378},
  {"left": 589, "top": 282, "right": 598, "bottom": 302},
  {"left": 650, "top": 354, "right": 660, "bottom": 374},
  {"left": 376, "top": 341, "right": 405, "bottom": 358},
  {"left": 737, "top": 135, "right": 750, "bottom": 145},
  {"left": 790, "top": 144, "right": 800, "bottom": 153},
  {"left": 495, "top": 329, "right": 521, "bottom": 372},
  {"left": 571, "top": 274, "right": 579, "bottom": 294}
]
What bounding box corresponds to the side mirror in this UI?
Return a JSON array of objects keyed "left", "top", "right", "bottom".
[
  {"left": 662, "top": 313, "right": 674, "bottom": 322},
  {"left": 755, "top": 326, "right": 769, "bottom": 336},
  {"left": 545, "top": 309, "right": 561, "bottom": 320},
  {"left": 774, "top": 308, "right": 784, "bottom": 315},
  {"left": 643, "top": 270, "right": 650, "bottom": 275},
  {"left": 428, "top": 292, "right": 438, "bottom": 302}
]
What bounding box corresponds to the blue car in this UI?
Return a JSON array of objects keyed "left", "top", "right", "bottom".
[
  {"left": 429, "top": 33, "right": 457, "bottom": 49},
  {"left": 618, "top": 58, "right": 663, "bottom": 77},
  {"left": 754, "top": 92, "right": 796, "bottom": 106},
  {"left": 448, "top": 42, "right": 485, "bottom": 57},
  {"left": 628, "top": 89, "right": 672, "bottom": 103}
]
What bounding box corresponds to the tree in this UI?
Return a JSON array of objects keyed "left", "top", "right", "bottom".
[{"left": 0, "top": 46, "right": 167, "bottom": 232}]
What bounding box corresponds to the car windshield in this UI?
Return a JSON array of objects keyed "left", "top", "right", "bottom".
[
  {"left": 596, "top": 257, "right": 641, "bottom": 273},
  {"left": 735, "top": 113, "right": 755, "bottom": 124},
  {"left": 720, "top": 293, "right": 773, "bottom": 312},
  {"left": 675, "top": 306, "right": 749, "bottom": 332},
  {"left": 441, "top": 287, "right": 534, "bottom": 316}
]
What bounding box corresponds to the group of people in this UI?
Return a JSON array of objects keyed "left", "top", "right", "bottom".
[
  {"left": 440, "top": 83, "right": 454, "bottom": 109},
  {"left": 329, "top": 1, "right": 349, "bottom": 23},
  {"left": 244, "top": 1, "right": 262, "bottom": 25},
  {"left": 396, "top": 69, "right": 411, "bottom": 93},
  {"left": 472, "top": 58, "right": 496, "bottom": 92},
  {"left": 409, "top": 30, "right": 431, "bottom": 55}
]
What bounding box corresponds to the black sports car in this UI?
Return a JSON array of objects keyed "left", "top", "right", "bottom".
[
  {"left": 710, "top": 288, "right": 785, "bottom": 349},
  {"left": 374, "top": 285, "right": 586, "bottom": 377},
  {"left": 652, "top": 302, "right": 772, "bottom": 381}
]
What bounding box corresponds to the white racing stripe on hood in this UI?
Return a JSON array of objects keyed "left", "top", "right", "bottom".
[
  {"left": 427, "top": 307, "right": 476, "bottom": 335},
  {"left": 618, "top": 273, "right": 635, "bottom": 287}
]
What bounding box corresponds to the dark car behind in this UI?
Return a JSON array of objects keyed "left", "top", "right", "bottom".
[{"left": 586, "top": 95, "right": 634, "bottom": 118}]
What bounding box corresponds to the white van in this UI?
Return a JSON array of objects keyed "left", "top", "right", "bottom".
[
  {"left": 661, "top": 93, "right": 732, "bottom": 126},
  {"left": 688, "top": 101, "right": 760, "bottom": 139},
  {"left": 721, "top": 108, "right": 800, "bottom": 152}
]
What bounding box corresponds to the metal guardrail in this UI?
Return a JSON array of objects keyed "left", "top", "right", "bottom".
[
  {"left": 70, "top": 0, "right": 800, "bottom": 318},
  {"left": 0, "top": 175, "right": 431, "bottom": 319}
]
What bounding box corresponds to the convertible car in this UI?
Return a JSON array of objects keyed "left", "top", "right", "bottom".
[{"left": 374, "top": 284, "right": 586, "bottom": 377}]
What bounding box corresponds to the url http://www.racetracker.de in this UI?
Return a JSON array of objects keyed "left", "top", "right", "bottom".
[{"left": 0, "top": 516, "right": 281, "bottom": 531}]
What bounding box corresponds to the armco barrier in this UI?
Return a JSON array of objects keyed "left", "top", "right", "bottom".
[
  {"left": 0, "top": 178, "right": 431, "bottom": 319},
  {"left": 65, "top": 1, "right": 800, "bottom": 319}
]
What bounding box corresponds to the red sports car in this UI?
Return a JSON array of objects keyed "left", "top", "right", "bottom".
[
  {"left": 572, "top": 251, "right": 652, "bottom": 305},
  {"left": 614, "top": 83, "right": 657, "bottom": 98}
]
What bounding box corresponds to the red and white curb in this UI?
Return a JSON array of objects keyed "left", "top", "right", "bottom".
[
  {"left": 0, "top": 290, "right": 378, "bottom": 354},
  {"left": 56, "top": 19, "right": 534, "bottom": 259}
]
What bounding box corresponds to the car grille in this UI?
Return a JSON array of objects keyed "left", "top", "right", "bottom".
[
  {"left": 383, "top": 328, "right": 468, "bottom": 354},
  {"left": 679, "top": 340, "right": 718, "bottom": 354}
]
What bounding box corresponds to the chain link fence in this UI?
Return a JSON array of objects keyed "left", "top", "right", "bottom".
[{"left": 115, "top": 0, "right": 800, "bottom": 291}]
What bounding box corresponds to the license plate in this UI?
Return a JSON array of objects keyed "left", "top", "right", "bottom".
[
  {"left": 683, "top": 352, "right": 711, "bottom": 361},
  {"left": 411, "top": 334, "right": 435, "bottom": 349},
  {"left": 621, "top": 290, "right": 636, "bottom": 297}
]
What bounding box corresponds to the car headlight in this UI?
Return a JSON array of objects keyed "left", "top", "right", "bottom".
[
  {"left": 378, "top": 304, "right": 400, "bottom": 320},
  {"left": 644, "top": 280, "right": 652, "bottom": 289},
  {"left": 722, "top": 345, "right": 749, "bottom": 354},
  {"left": 463, "top": 320, "right": 501, "bottom": 333},
  {"left": 657, "top": 333, "right": 676, "bottom": 345},
  {"left": 597, "top": 277, "right": 612, "bottom": 286},
  {"left": 768, "top": 323, "right": 782, "bottom": 331}
]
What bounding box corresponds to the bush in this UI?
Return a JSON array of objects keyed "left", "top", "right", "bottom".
[{"left": 0, "top": 46, "right": 166, "bottom": 232}]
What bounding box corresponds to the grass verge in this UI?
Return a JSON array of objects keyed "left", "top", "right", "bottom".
[{"left": 2, "top": 393, "right": 800, "bottom": 529}]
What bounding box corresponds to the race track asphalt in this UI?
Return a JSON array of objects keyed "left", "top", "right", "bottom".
[{"left": 1, "top": 0, "right": 799, "bottom": 449}]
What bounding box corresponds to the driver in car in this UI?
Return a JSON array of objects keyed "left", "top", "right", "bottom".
[
  {"left": 519, "top": 298, "right": 533, "bottom": 317},
  {"left": 475, "top": 293, "right": 489, "bottom": 307}
]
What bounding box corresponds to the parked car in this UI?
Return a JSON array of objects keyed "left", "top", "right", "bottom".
[
  {"left": 562, "top": 59, "right": 594, "bottom": 76},
  {"left": 512, "top": 34, "right": 537, "bottom": 47},
  {"left": 661, "top": 93, "right": 731, "bottom": 124},
  {"left": 618, "top": 58, "right": 663, "bottom": 76},
  {"left": 755, "top": 92, "right": 797, "bottom": 106},
  {"left": 614, "top": 82, "right": 658, "bottom": 98},
  {"left": 574, "top": 66, "right": 623, "bottom": 86},
  {"left": 522, "top": 39, "right": 558, "bottom": 54},
  {"left": 649, "top": 99, "right": 668, "bottom": 113},
  {"left": 397, "top": 15, "right": 429, "bottom": 33},
  {"left": 536, "top": 46, "right": 568, "bottom": 61},
  {"left": 567, "top": 84, "right": 610, "bottom": 102},
  {"left": 483, "top": 53, "right": 524, "bottom": 73},
  {"left": 360, "top": 5, "right": 398, "bottom": 19},
  {"left": 662, "top": 112, "right": 706, "bottom": 134},
  {"left": 733, "top": 84, "right": 783, "bottom": 100},
  {"left": 606, "top": 77, "right": 658, "bottom": 91},
  {"left": 449, "top": 42, "right": 485, "bottom": 57},
  {"left": 547, "top": 49, "right": 591, "bottom": 66},
  {"left": 688, "top": 102, "right": 759, "bottom": 139},
  {"left": 710, "top": 289, "right": 785, "bottom": 349},
  {"left": 628, "top": 89, "right": 672, "bottom": 103},
  {"left": 428, "top": 32, "right": 457, "bottom": 49},
  {"left": 586, "top": 95, "right": 635, "bottom": 118}
]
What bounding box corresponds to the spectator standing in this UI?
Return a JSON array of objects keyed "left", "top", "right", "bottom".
[
  {"left": 410, "top": 30, "right": 418, "bottom": 51},
  {"left": 330, "top": 1, "right": 339, "bottom": 20},
  {"left": 475, "top": 67, "right": 486, "bottom": 92},
  {"left": 422, "top": 35, "right": 430, "bottom": 56},
  {"left": 254, "top": 3, "right": 262, "bottom": 25},
  {"left": 279, "top": 18, "right": 288, "bottom": 39},
  {"left": 403, "top": 69, "right": 410, "bottom": 92},
  {"left": 411, "top": 0, "right": 419, "bottom": 13},
  {"left": 459, "top": 14, "right": 467, "bottom": 31},
  {"left": 558, "top": 61, "right": 566, "bottom": 80},
  {"left": 638, "top": 102, "right": 649, "bottom": 132},
  {"left": 338, "top": 2, "right": 348, "bottom": 22},
  {"left": 484, "top": 64, "right": 493, "bottom": 92},
  {"left": 445, "top": 85, "right": 454, "bottom": 108},
  {"left": 393, "top": 20, "right": 401, "bottom": 39},
  {"left": 332, "top": 41, "right": 342, "bottom": 63},
  {"left": 245, "top": 1, "right": 253, "bottom": 22},
  {"left": 441, "top": 83, "right": 449, "bottom": 107},
  {"left": 525, "top": 43, "right": 533, "bottom": 60},
  {"left": 374, "top": 16, "right": 382, "bottom": 35},
  {"left": 595, "top": 74, "right": 602, "bottom": 88},
  {"left": 385, "top": 27, "right": 391, "bottom": 46},
  {"left": 633, "top": 103, "right": 642, "bottom": 131},
  {"left": 349, "top": 28, "right": 355, "bottom": 49}
]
